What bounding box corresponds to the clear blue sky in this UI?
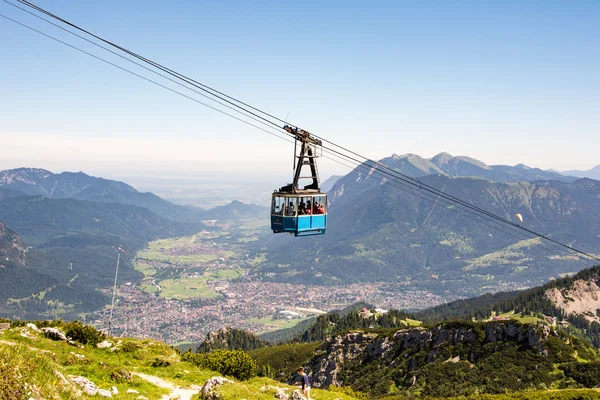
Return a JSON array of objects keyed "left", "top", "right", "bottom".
[{"left": 1, "top": 0, "right": 598, "bottom": 180}]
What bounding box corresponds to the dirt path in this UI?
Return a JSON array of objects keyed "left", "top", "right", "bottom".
[{"left": 133, "top": 372, "right": 200, "bottom": 400}]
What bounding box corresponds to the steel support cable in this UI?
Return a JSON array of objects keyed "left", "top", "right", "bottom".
[
  {"left": 0, "top": 13, "right": 297, "bottom": 148},
  {"left": 317, "top": 143, "right": 600, "bottom": 262},
  {"left": 1, "top": 0, "right": 304, "bottom": 142},
  {"left": 4, "top": 6, "right": 599, "bottom": 264},
  {"left": 12, "top": 0, "right": 287, "bottom": 131},
  {"left": 11, "top": 0, "right": 598, "bottom": 260}
]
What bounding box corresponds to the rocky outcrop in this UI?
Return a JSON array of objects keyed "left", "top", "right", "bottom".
[
  {"left": 306, "top": 322, "right": 554, "bottom": 389},
  {"left": 304, "top": 331, "right": 384, "bottom": 388},
  {"left": 546, "top": 279, "right": 600, "bottom": 323},
  {"left": 201, "top": 376, "right": 234, "bottom": 399},
  {"left": 0, "top": 221, "right": 26, "bottom": 266},
  {"left": 42, "top": 327, "right": 68, "bottom": 342}
]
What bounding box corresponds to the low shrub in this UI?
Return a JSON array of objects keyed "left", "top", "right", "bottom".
[
  {"left": 183, "top": 349, "right": 256, "bottom": 381},
  {"left": 63, "top": 321, "right": 106, "bottom": 345}
]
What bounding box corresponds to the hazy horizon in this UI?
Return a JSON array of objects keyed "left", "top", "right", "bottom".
[
  {"left": 1, "top": 1, "right": 599, "bottom": 178},
  {"left": 1, "top": 145, "right": 598, "bottom": 187}
]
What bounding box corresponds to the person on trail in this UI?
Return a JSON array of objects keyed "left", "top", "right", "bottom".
[{"left": 297, "top": 367, "right": 310, "bottom": 399}]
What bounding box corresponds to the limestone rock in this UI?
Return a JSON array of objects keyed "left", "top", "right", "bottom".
[
  {"left": 260, "top": 385, "right": 289, "bottom": 399},
  {"left": 70, "top": 351, "right": 85, "bottom": 360},
  {"left": 111, "top": 386, "right": 119, "bottom": 394},
  {"left": 291, "top": 390, "right": 308, "bottom": 400},
  {"left": 26, "top": 323, "right": 39, "bottom": 332},
  {"left": 126, "top": 389, "right": 139, "bottom": 394},
  {"left": 70, "top": 375, "right": 97, "bottom": 395},
  {"left": 54, "top": 370, "right": 69, "bottom": 386},
  {"left": 201, "top": 376, "right": 234, "bottom": 399},
  {"left": 41, "top": 327, "right": 68, "bottom": 341},
  {"left": 97, "top": 340, "right": 113, "bottom": 349},
  {"left": 97, "top": 388, "right": 113, "bottom": 398}
]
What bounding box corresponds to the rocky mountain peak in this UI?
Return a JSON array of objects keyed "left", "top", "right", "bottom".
[
  {"left": 546, "top": 278, "right": 600, "bottom": 324},
  {"left": 430, "top": 151, "right": 454, "bottom": 164},
  {"left": 0, "top": 220, "right": 26, "bottom": 266},
  {"left": 0, "top": 167, "right": 53, "bottom": 185}
]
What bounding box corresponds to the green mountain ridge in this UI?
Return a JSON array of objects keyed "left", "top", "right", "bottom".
[
  {"left": 261, "top": 173, "right": 600, "bottom": 290},
  {"left": 0, "top": 195, "right": 200, "bottom": 319},
  {"left": 0, "top": 167, "right": 206, "bottom": 224},
  {"left": 416, "top": 264, "right": 600, "bottom": 346}
]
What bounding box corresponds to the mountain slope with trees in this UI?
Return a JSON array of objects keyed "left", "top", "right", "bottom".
[
  {"left": 0, "top": 195, "right": 199, "bottom": 319},
  {"left": 416, "top": 264, "right": 600, "bottom": 347},
  {"left": 0, "top": 168, "right": 206, "bottom": 224},
  {"left": 260, "top": 169, "right": 600, "bottom": 290}
]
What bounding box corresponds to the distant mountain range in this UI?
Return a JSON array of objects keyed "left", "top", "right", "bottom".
[
  {"left": 320, "top": 175, "right": 343, "bottom": 193},
  {"left": 203, "top": 200, "right": 268, "bottom": 220},
  {"left": 0, "top": 168, "right": 205, "bottom": 224},
  {"left": 260, "top": 153, "right": 600, "bottom": 293},
  {"left": 0, "top": 167, "right": 264, "bottom": 320},
  {"left": 562, "top": 165, "right": 600, "bottom": 181}
]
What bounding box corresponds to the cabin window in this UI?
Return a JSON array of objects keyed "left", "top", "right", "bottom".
[
  {"left": 313, "top": 195, "right": 326, "bottom": 214},
  {"left": 272, "top": 196, "right": 285, "bottom": 214},
  {"left": 284, "top": 197, "right": 298, "bottom": 216}
]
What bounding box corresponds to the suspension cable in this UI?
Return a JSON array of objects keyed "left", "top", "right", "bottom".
[{"left": 3, "top": 2, "right": 599, "bottom": 264}]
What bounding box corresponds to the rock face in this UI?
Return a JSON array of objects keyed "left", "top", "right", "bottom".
[
  {"left": 70, "top": 376, "right": 98, "bottom": 396},
  {"left": 306, "top": 322, "right": 552, "bottom": 389},
  {"left": 546, "top": 279, "right": 600, "bottom": 323},
  {"left": 96, "top": 340, "right": 113, "bottom": 349},
  {"left": 304, "top": 331, "right": 382, "bottom": 388},
  {"left": 0, "top": 221, "right": 26, "bottom": 266},
  {"left": 201, "top": 376, "right": 234, "bottom": 399},
  {"left": 41, "top": 327, "right": 69, "bottom": 342}
]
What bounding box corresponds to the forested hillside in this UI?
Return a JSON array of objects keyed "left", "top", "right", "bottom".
[
  {"left": 249, "top": 320, "right": 600, "bottom": 398},
  {"left": 416, "top": 265, "right": 600, "bottom": 346},
  {"left": 260, "top": 168, "right": 600, "bottom": 292},
  {"left": 196, "top": 327, "right": 268, "bottom": 353},
  {"left": 0, "top": 168, "right": 206, "bottom": 224},
  {"left": 0, "top": 195, "right": 199, "bottom": 319}
]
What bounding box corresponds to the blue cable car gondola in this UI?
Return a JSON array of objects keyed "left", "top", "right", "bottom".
[{"left": 271, "top": 126, "right": 327, "bottom": 236}]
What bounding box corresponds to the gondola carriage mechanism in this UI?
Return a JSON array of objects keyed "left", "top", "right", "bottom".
[{"left": 271, "top": 125, "right": 327, "bottom": 236}]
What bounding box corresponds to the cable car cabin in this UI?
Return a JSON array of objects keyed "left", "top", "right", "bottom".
[
  {"left": 271, "top": 125, "right": 327, "bottom": 236},
  {"left": 271, "top": 193, "right": 327, "bottom": 236}
]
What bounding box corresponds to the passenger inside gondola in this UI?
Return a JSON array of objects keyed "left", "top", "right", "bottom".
[
  {"left": 299, "top": 200, "right": 306, "bottom": 215},
  {"left": 305, "top": 200, "right": 312, "bottom": 214},
  {"left": 286, "top": 201, "right": 295, "bottom": 216}
]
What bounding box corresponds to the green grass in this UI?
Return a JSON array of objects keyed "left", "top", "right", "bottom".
[
  {"left": 0, "top": 323, "right": 364, "bottom": 400},
  {"left": 403, "top": 318, "right": 422, "bottom": 327},
  {"left": 464, "top": 238, "right": 541, "bottom": 271},
  {"left": 134, "top": 261, "right": 157, "bottom": 277},
  {"left": 215, "top": 376, "right": 360, "bottom": 400},
  {"left": 156, "top": 269, "right": 240, "bottom": 299},
  {"left": 140, "top": 283, "right": 158, "bottom": 294},
  {"left": 137, "top": 251, "right": 219, "bottom": 264},
  {"left": 135, "top": 234, "right": 236, "bottom": 265},
  {"left": 246, "top": 317, "right": 312, "bottom": 333},
  {"left": 158, "top": 278, "right": 220, "bottom": 299},
  {"left": 208, "top": 269, "right": 243, "bottom": 280}
]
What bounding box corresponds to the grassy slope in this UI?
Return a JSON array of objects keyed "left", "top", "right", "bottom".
[{"left": 0, "top": 324, "right": 358, "bottom": 400}]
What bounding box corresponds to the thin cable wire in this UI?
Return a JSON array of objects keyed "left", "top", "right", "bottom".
[
  {"left": 0, "top": 13, "right": 295, "bottom": 147},
  {"left": 13, "top": 0, "right": 287, "bottom": 131},
  {"left": 3, "top": 6, "right": 598, "bottom": 264},
  {"left": 2, "top": 0, "right": 298, "bottom": 142},
  {"left": 6, "top": 0, "right": 596, "bottom": 262},
  {"left": 319, "top": 153, "right": 592, "bottom": 269}
]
